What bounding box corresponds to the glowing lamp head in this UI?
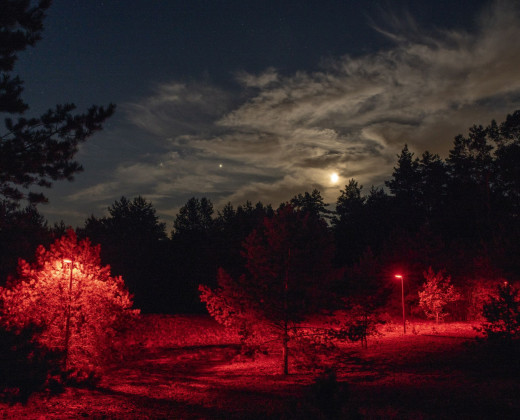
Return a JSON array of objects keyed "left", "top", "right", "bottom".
[
  {"left": 63, "top": 258, "right": 73, "bottom": 264},
  {"left": 394, "top": 274, "right": 403, "bottom": 279}
]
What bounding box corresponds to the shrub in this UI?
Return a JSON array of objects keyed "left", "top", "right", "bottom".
[
  {"left": 481, "top": 282, "right": 520, "bottom": 341},
  {"left": 0, "top": 324, "right": 63, "bottom": 403},
  {"left": 466, "top": 280, "right": 498, "bottom": 321}
]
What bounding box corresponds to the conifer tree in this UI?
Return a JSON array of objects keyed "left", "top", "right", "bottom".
[
  {"left": 481, "top": 281, "right": 520, "bottom": 341},
  {"left": 0, "top": 230, "right": 139, "bottom": 372},
  {"left": 200, "top": 205, "right": 343, "bottom": 375},
  {"left": 0, "top": 0, "right": 115, "bottom": 204}
]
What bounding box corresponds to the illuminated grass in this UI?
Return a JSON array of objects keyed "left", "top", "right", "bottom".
[
  {"left": 122, "top": 314, "right": 241, "bottom": 348},
  {"left": 1, "top": 316, "right": 518, "bottom": 419}
]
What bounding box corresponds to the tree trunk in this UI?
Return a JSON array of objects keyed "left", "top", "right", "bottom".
[
  {"left": 362, "top": 314, "right": 368, "bottom": 349},
  {"left": 282, "top": 329, "right": 289, "bottom": 375},
  {"left": 282, "top": 248, "right": 290, "bottom": 375}
]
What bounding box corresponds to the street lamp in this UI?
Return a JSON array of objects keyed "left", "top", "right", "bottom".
[
  {"left": 63, "top": 258, "right": 74, "bottom": 370},
  {"left": 395, "top": 274, "right": 406, "bottom": 334}
]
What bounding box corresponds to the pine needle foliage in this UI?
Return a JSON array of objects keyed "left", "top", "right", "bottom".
[{"left": 0, "top": 230, "right": 139, "bottom": 372}]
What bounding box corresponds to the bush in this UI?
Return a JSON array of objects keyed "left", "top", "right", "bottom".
[
  {"left": 466, "top": 279, "right": 498, "bottom": 321},
  {"left": 310, "top": 369, "right": 341, "bottom": 418},
  {"left": 481, "top": 282, "right": 520, "bottom": 342},
  {"left": 0, "top": 324, "right": 63, "bottom": 403}
]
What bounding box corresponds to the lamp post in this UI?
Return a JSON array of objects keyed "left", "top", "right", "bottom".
[
  {"left": 395, "top": 274, "right": 406, "bottom": 334},
  {"left": 63, "top": 258, "right": 74, "bottom": 370}
]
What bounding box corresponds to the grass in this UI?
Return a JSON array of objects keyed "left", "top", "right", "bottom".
[
  {"left": 1, "top": 315, "right": 519, "bottom": 419},
  {"left": 122, "top": 314, "right": 241, "bottom": 348}
]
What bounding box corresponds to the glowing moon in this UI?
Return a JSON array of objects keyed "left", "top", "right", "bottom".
[{"left": 330, "top": 172, "right": 339, "bottom": 184}]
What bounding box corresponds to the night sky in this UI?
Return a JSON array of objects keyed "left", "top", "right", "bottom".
[{"left": 15, "top": 0, "right": 520, "bottom": 227}]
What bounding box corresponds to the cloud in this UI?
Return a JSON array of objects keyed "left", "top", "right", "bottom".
[
  {"left": 65, "top": 0, "right": 520, "bottom": 224},
  {"left": 67, "top": 181, "right": 121, "bottom": 202},
  {"left": 123, "top": 82, "right": 233, "bottom": 137},
  {"left": 235, "top": 67, "right": 279, "bottom": 88}
]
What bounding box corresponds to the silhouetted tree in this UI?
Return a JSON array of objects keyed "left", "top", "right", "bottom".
[
  {"left": 335, "top": 180, "right": 365, "bottom": 220},
  {"left": 481, "top": 282, "right": 520, "bottom": 341},
  {"left": 440, "top": 111, "right": 520, "bottom": 277},
  {"left": 373, "top": 111, "right": 520, "bottom": 292},
  {"left": 343, "top": 247, "right": 391, "bottom": 310},
  {"left": 493, "top": 111, "right": 520, "bottom": 212},
  {"left": 0, "top": 323, "right": 62, "bottom": 403},
  {"left": 488, "top": 111, "right": 520, "bottom": 276},
  {"left": 0, "top": 202, "right": 52, "bottom": 285},
  {"left": 0, "top": 0, "right": 115, "bottom": 205},
  {"left": 445, "top": 124, "right": 494, "bottom": 241},
  {"left": 171, "top": 197, "right": 217, "bottom": 312},
  {"left": 173, "top": 197, "right": 214, "bottom": 235},
  {"left": 361, "top": 186, "right": 394, "bottom": 254},
  {"left": 106, "top": 196, "right": 166, "bottom": 240},
  {"left": 290, "top": 189, "right": 332, "bottom": 219},
  {"left": 214, "top": 201, "right": 272, "bottom": 277},
  {"left": 417, "top": 151, "right": 448, "bottom": 224},
  {"left": 81, "top": 196, "right": 168, "bottom": 312},
  {"left": 333, "top": 179, "right": 367, "bottom": 265},
  {"left": 385, "top": 144, "right": 424, "bottom": 232}
]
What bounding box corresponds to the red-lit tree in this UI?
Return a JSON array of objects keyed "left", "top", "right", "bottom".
[
  {"left": 200, "top": 205, "right": 344, "bottom": 375},
  {"left": 0, "top": 230, "right": 139, "bottom": 372},
  {"left": 418, "top": 267, "right": 459, "bottom": 323}
]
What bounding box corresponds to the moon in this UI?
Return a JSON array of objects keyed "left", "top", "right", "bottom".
[{"left": 330, "top": 172, "right": 339, "bottom": 184}]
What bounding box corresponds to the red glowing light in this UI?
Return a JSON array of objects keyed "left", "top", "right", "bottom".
[{"left": 395, "top": 274, "right": 403, "bottom": 279}]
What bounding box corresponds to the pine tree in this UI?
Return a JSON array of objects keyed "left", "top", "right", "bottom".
[
  {"left": 200, "top": 205, "right": 343, "bottom": 375},
  {"left": 172, "top": 197, "right": 218, "bottom": 312},
  {"left": 0, "top": 230, "right": 139, "bottom": 372},
  {"left": 81, "top": 196, "right": 168, "bottom": 311},
  {"left": 332, "top": 179, "right": 367, "bottom": 264},
  {"left": 0, "top": 0, "right": 115, "bottom": 204},
  {"left": 290, "top": 189, "right": 332, "bottom": 219}
]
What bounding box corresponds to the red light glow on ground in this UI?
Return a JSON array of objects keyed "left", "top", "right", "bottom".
[{"left": 2, "top": 315, "right": 515, "bottom": 419}]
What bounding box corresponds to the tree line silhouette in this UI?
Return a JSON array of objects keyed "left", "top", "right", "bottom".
[{"left": 1, "top": 109, "right": 519, "bottom": 316}]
